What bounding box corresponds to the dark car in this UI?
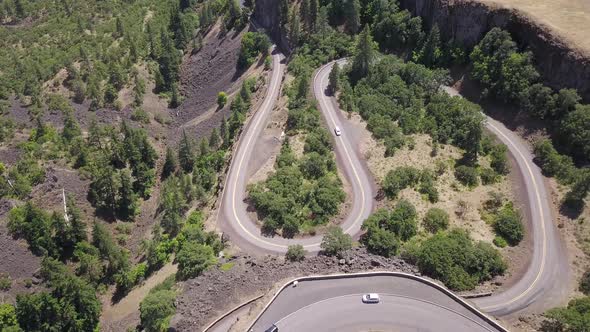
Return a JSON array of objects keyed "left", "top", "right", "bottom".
[{"left": 265, "top": 324, "right": 279, "bottom": 332}]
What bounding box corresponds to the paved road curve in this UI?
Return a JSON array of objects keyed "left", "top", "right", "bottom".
[
  {"left": 444, "top": 88, "right": 571, "bottom": 316},
  {"left": 219, "top": 48, "right": 569, "bottom": 323},
  {"left": 218, "top": 53, "right": 375, "bottom": 254},
  {"left": 250, "top": 274, "right": 505, "bottom": 332}
]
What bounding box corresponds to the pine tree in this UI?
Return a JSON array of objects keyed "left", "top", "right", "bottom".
[
  {"left": 329, "top": 62, "right": 340, "bottom": 95},
  {"left": 279, "top": 0, "right": 289, "bottom": 27},
  {"left": 62, "top": 110, "right": 81, "bottom": 143},
  {"left": 169, "top": 83, "right": 181, "bottom": 108},
  {"left": 199, "top": 137, "right": 209, "bottom": 157},
  {"left": 228, "top": 0, "right": 241, "bottom": 26},
  {"left": 415, "top": 25, "right": 442, "bottom": 68},
  {"left": 209, "top": 128, "right": 220, "bottom": 149},
  {"left": 288, "top": 6, "right": 301, "bottom": 47},
  {"left": 239, "top": 83, "right": 251, "bottom": 103},
  {"left": 133, "top": 75, "right": 145, "bottom": 107},
  {"left": 300, "top": 0, "right": 311, "bottom": 33},
  {"left": 346, "top": 0, "right": 361, "bottom": 34},
  {"left": 88, "top": 162, "right": 120, "bottom": 216},
  {"left": 33, "top": 116, "right": 46, "bottom": 141},
  {"left": 309, "top": 0, "right": 318, "bottom": 33},
  {"left": 162, "top": 147, "right": 177, "bottom": 179},
  {"left": 316, "top": 6, "right": 330, "bottom": 35},
  {"left": 351, "top": 25, "right": 375, "bottom": 83},
  {"left": 158, "top": 29, "right": 181, "bottom": 92},
  {"left": 220, "top": 116, "right": 230, "bottom": 148},
  {"left": 178, "top": 130, "right": 194, "bottom": 172},
  {"left": 66, "top": 195, "right": 87, "bottom": 245},
  {"left": 115, "top": 17, "right": 125, "bottom": 38},
  {"left": 117, "top": 169, "right": 138, "bottom": 221}
]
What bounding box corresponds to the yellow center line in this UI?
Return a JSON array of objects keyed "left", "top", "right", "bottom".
[
  {"left": 480, "top": 121, "right": 547, "bottom": 310},
  {"left": 228, "top": 60, "right": 368, "bottom": 250}
]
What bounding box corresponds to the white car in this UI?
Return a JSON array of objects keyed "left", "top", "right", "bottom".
[
  {"left": 334, "top": 126, "right": 342, "bottom": 136},
  {"left": 362, "top": 293, "right": 380, "bottom": 303}
]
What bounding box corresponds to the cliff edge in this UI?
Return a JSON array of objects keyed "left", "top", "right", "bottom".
[{"left": 399, "top": 0, "right": 590, "bottom": 100}]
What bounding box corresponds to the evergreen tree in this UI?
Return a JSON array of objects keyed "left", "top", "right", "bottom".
[
  {"left": 309, "top": 0, "right": 318, "bottom": 33},
  {"left": 279, "top": 0, "right": 289, "bottom": 27},
  {"left": 316, "top": 6, "right": 330, "bottom": 35},
  {"left": 220, "top": 116, "right": 230, "bottom": 148},
  {"left": 133, "top": 75, "right": 145, "bottom": 107},
  {"left": 345, "top": 0, "right": 361, "bottom": 33},
  {"left": 288, "top": 6, "right": 301, "bottom": 47},
  {"left": 117, "top": 170, "right": 139, "bottom": 221},
  {"left": 62, "top": 110, "right": 81, "bottom": 143},
  {"left": 415, "top": 25, "right": 442, "bottom": 68},
  {"left": 170, "top": 83, "right": 181, "bottom": 108},
  {"left": 178, "top": 130, "right": 194, "bottom": 172},
  {"left": 53, "top": 196, "right": 87, "bottom": 257},
  {"left": 66, "top": 195, "right": 87, "bottom": 245},
  {"left": 209, "top": 128, "right": 220, "bottom": 149},
  {"left": 88, "top": 161, "right": 120, "bottom": 216},
  {"left": 158, "top": 30, "right": 181, "bottom": 92},
  {"left": 350, "top": 25, "right": 375, "bottom": 83},
  {"left": 115, "top": 17, "right": 125, "bottom": 38},
  {"left": 329, "top": 62, "right": 340, "bottom": 95},
  {"left": 162, "top": 147, "right": 177, "bottom": 179},
  {"left": 300, "top": 0, "right": 311, "bottom": 32},
  {"left": 199, "top": 137, "right": 209, "bottom": 157},
  {"left": 239, "top": 83, "right": 251, "bottom": 103}
]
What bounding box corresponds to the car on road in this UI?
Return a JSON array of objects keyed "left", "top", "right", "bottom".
[
  {"left": 264, "top": 324, "right": 279, "bottom": 332},
  {"left": 334, "top": 126, "right": 342, "bottom": 136},
  {"left": 362, "top": 293, "right": 380, "bottom": 303}
]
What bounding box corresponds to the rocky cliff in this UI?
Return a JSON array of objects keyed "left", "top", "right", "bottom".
[
  {"left": 399, "top": 0, "right": 590, "bottom": 100},
  {"left": 252, "top": 0, "right": 291, "bottom": 53}
]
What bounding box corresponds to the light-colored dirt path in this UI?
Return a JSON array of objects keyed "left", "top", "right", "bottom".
[{"left": 101, "top": 262, "right": 178, "bottom": 323}]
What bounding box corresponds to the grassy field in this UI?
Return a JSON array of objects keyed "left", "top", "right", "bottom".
[{"left": 480, "top": 0, "right": 590, "bottom": 53}]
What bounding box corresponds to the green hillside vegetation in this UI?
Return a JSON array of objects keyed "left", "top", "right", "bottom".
[{"left": 0, "top": 0, "right": 227, "bottom": 108}]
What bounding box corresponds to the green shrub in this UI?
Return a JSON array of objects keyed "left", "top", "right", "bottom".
[
  {"left": 493, "top": 203, "right": 524, "bottom": 246},
  {"left": 0, "top": 274, "right": 11, "bottom": 291},
  {"left": 363, "top": 226, "right": 399, "bottom": 257},
  {"left": 382, "top": 166, "right": 421, "bottom": 199},
  {"left": 543, "top": 297, "right": 590, "bottom": 332},
  {"left": 131, "top": 107, "right": 150, "bottom": 124},
  {"left": 454, "top": 165, "right": 479, "bottom": 187},
  {"left": 0, "top": 303, "right": 18, "bottom": 331},
  {"left": 238, "top": 32, "right": 270, "bottom": 69},
  {"left": 493, "top": 236, "right": 508, "bottom": 248},
  {"left": 140, "top": 289, "right": 176, "bottom": 332},
  {"left": 416, "top": 229, "right": 506, "bottom": 291},
  {"left": 480, "top": 167, "right": 499, "bottom": 185},
  {"left": 176, "top": 242, "right": 215, "bottom": 280},
  {"left": 580, "top": 270, "right": 590, "bottom": 295},
  {"left": 321, "top": 226, "right": 352, "bottom": 257},
  {"left": 286, "top": 244, "right": 306, "bottom": 262},
  {"left": 217, "top": 92, "right": 228, "bottom": 108},
  {"left": 423, "top": 208, "right": 449, "bottom": 233}
]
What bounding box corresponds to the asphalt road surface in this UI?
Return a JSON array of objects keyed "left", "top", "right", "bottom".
[
  {"left": 250, "top": 275, "right": 504, "bottom": 332},
  {"left": 218, "top": 50, "right": 569, "bottom": 329},
  {"left": 218, "top": 53, "right": 375, "bottom": 254},
  {"left": 442, "top": 87, "right": 570, "bottom": 316}
]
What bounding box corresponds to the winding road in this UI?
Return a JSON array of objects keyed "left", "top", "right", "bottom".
[
  {"left": 217, "top": 49, "right": 569, "bottom": 328},
  {"left": 218, "top": 56, "right": 375, "bottom": 254}
]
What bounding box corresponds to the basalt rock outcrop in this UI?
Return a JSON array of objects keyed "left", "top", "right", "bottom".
[
  {"left": 254, "top": 0, "right": 590, "bottom": 100},
  {"left": 399, "top": 0, "right": 590, "bottom": 100}
]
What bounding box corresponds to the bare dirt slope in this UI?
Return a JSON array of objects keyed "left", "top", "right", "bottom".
[{"left": 177, "top": 24, "right": 245, "bottom": 128}]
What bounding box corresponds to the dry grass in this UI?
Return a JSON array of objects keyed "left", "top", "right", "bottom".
[
  {"left": 350, "top": 112, "right": 515, "bottom": 244},
  {"left": 479, "top": 0, "right": 590, "bottom": 54}
]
